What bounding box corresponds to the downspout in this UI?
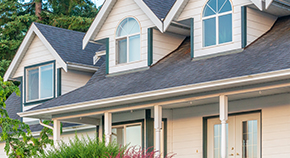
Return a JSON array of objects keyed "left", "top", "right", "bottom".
[{"left": 39, "top": 119, "right": 54, "bottom": 130}]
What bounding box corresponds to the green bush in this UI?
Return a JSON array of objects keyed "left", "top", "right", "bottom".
[{"left": 41, "top": 135, "right": 126, "bottom": 158}]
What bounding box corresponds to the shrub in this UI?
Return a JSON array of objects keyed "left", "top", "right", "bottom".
[{"left": 41, "top": 135, "right": 125, "bottom": 158}]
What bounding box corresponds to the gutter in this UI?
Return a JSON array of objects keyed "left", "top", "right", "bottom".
[
  {"left": 67, "top": 62, "right": 99, "bottom": 72},
  {"left": 18, "top": 68, "right": 290, "bottom": 118}
]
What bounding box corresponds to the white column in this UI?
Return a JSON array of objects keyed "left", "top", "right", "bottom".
[
  {"left": 53, "top": 120, "right": 61, "bottom": 148},
  {"left": 154, "top": 105, "right": 162, "bottom": 156},
  {"left": 219, "top": 95, "right": 228, "bottom": 158},
  {"left": 104, "top": 112, "right": 112, "bottom": 146}
]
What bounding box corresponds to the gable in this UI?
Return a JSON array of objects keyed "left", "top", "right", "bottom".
[{"left": 12, "top": 36, "right": 62, "bottom": 78}]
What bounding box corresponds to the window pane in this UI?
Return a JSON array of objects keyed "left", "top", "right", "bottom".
[
  {"left": 117, "top": 19, "right": 128, "bottom": 37},
  {"left": 242, "top": 120, "right": 258, "bottom": 158},
  {"left": 118, "top": 38, "right": 127, "bottom": 64},
  {"left": 129, "top": 35, "right": 140, "bottom": 62},
  {"left": 116, "top": 18, "right": 140, "bottom": 37},
  {"left": 28, "top": 68, "right": 39, "bottom": 101},
  {"left": 112, "top": 127, "right": 124, "bottom": 146},
  {"left": 219, "top": 14, "right": 232, "bottom": 44},
  {"left": 40, "top": 64, "right": 53, "bottom": 99},
  {"left": 218, "top": 0, "right": 232, "bottom": 13},
  {"left": 126, "top": 125, "right": 141, "bottom": 147},
  {"left": 203, "top": 17, "right": 216, "bottom": 47},
  {"left": 127, "top": 18, "right": 140, "bottom": 34},
  {"left": 203, "top": 4, "right": 216, "bottom": 17}
]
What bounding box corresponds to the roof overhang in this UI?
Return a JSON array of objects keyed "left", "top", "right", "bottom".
[
  {"left": 67, "top": 62, "right": 99, "bottom": 72},
  {"left": 4, "top": 23, "right": 67, "bottom": 81},
  {"left": 18, "top": 68, "right": 290, "bottom": 119},
  {"left": 251, "top": 0, "right": 290, "bottom": 11}
]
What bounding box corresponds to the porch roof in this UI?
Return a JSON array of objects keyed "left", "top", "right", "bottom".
[{"left": 27, "top": 16, "right": 290, "bottom": 113}]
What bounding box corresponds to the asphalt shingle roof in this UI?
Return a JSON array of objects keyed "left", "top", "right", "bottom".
[
  {"left": 34, "top": 23, "right": 104, "bottom": 67},
  {"left": 28, "top": 16, "right": 290, "bottom": 111},
  {"left": 144, "top": 0, "right": 176, "bottom": 20}
]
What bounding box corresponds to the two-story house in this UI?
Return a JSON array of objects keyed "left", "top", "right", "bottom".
[{"left": 3, "top": 0, "right": 290, "bottom": 157}]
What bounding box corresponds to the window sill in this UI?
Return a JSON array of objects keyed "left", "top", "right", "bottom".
[{"left": 201, "top": 41, "right": 234, "bottom": 50}]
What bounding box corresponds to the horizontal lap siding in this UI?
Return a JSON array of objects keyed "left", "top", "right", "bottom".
[
  {"left": 61, "top": 70, "right": 93, "bottom": 95},
  {"left": 13, "top": 36, "right": 61, "bottom": 78},
  {"left": 169, "top": 93, "right": 290, "bottom": 158},
  {"left": 247, "top": 8, "right": 277, "bottom": 45},
  {"left": 0, "top": 142, "right": 7, "bottom": 158},
  {"left": 177, "top": 0, "right": 253, "bottom": 57},
  {"left": 153, "top": 30, "right": 186, "bottom": 64},
  {"left": 94, "top": 0, "right": 155, "bottom": 74}
]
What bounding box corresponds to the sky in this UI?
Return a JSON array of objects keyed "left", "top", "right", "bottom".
[{"left": 21, "top": 0, "right": 105, "bottom": 7}]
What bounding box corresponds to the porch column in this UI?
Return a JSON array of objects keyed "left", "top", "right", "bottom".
[
  {"left": 104, "top": 112, "right": 112, "bottom": 146},
  {"left": 53, "top": 120, "right": 61, "bottom": 148},
  {"left": 219, "top": 95, "right": 228, "bottom": 158},
  {"left": 154, "top": 105, "right": 162, "bottom": 156}
]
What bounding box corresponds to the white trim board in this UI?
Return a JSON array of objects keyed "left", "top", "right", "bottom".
[{"left": 4, "top": 23, "right": 67, "bottom": 81}]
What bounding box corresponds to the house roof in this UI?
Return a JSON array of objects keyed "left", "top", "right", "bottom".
[
  {"left": 143, "top": 0, "right": 176, "bottom": 20},
  {"left": 34, "top": 23, "right": 104, "bottom": 67},
  {"left": 27, "top": 16, "right": 290, "bottom": 112}
]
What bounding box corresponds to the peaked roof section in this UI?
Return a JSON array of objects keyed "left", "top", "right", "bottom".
[
  {"left": 28, "top": 16, "right": 290, "bottom": 112},
  {"left": 82, "top": 0, "right": 188, "bottom": 49},
  {"left": 34, "top": 23, "right": 104, "bottom": 67},
  {"left": 143, "top": 0, "right": 176, "bottom": 20},
  {"left": 4, "top": 23, "right": 103, "bottom": 81}
]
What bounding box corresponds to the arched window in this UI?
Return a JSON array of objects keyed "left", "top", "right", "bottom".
[
  {"left": 202, "top": 0, "right": 232, "bottom": 47},
  {"left": 116, "top": 17, "right": 140, "bottom": 64}
]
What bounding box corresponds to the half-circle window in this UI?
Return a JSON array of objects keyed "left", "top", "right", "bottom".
[
  {"left": 116, "top": 17, "right": 140, "bottom": 64},
  {"left": 202, "top": 0, "right": 233, "bottom": 47}
]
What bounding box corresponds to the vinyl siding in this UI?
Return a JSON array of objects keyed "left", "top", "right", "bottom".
[
  {"left": 13, "top": 36, "right": 62, "bottom": 78},
  {"left": 94, "top": 0, "right": 155, "bottom": 74},
  {"left": 0, "top": 142, "right": 6, "bottom": 158},
  {"left": 61, "top": 69, "right": 93, "bottom": 95},
  {"left": 153, "top": 30, "right": 186, "bottom": 64},
  {"left": 177, "top": 0, "right": 257, "bottom": 58},
  {"left": 247, "top": 7, "right": 277, "bottom": 45}
]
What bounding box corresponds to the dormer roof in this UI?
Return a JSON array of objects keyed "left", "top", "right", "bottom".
[{"left": 4, "top": 23, "right": 104, "bottom": 81}]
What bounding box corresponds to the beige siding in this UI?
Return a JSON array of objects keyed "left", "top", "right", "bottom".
[
  {"left": 153, "top": 30, "right": 186, "bottom": 64},
  {"left": 61, "top": 69, "right": 93, "bottom": 95},
  {"left": 177, "top": 0, "right": 254, "bottom": 57},
  {"left": 247, "top": 7, "right": 277, "bottom": 45},
  {"left": 0, "top": 142, "right": 7, "bottom": 158},
  {"left": 94, "top": 0, "right": 155, "bottom": 74},
  {"left": 166, "top": 93, "right": 290, "bottom": 158},
  {"left": 13, "top": 36, "right": 61, "bottom": 78}
]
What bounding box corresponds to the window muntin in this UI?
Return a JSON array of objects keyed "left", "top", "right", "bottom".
[
  {"left": 26, "top": 63, "right": 54, "bottom": 102},
  {"left": 116, "top": 17, "right": 140, "bottom": 64},
  {"left": 111, "top": 123, "right": 142, "bottom": 147},
  {"left": 202, "top": 0, "right": 232, "bottom": 47}
]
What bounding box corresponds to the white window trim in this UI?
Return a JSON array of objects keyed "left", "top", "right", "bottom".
[
  {"left": 202, "top": 0, "right": 233, "bottom": 47},
  {"left": 26, "top": 63, "right": 54, "bottom": 103},
  {"left": 115, "top": 17, "right": 141, "bottom": 65},
  {"left": 112, "top": 122, "right": 142, "bottom": 146}
]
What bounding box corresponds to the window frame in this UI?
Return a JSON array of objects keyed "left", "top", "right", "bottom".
[
  {"left": 24, "top": 60, "right": 56, "bottom": 106},
  {"left": 202, "top": 0, "right": 233, "bottom": 47},
  {"left": 115, "top": 17, "right": 141, "bottom": 64}
]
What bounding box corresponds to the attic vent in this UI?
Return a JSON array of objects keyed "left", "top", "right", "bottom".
[{"left": 93, "top": 51, "right": 106, "bottom": 65}]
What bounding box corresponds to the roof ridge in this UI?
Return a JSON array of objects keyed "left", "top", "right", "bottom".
[{"left": 33, "top": 22, "right": 85, "bottom": 35}]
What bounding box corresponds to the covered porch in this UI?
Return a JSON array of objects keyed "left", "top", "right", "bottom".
[{"left": 20, "top": 77, "right": 290, "bottom": 158}]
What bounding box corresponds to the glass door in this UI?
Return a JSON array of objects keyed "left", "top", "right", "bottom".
[{"left": 207, "top": 113, "right": 260, "bottom": 158}]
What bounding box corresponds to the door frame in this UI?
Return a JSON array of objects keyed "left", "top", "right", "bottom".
[{"left": 203, "top": 110, "right": 262, "bottom": 158}]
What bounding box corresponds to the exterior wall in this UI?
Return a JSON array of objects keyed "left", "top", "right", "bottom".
[
  {"left": 13, "top": 36, "right": 62, "bottom": 78},
  {"left": 153, "top": 30, "right": 186, "bottom": 64},
  {"left": 177, "top": 0, "right": 265, "bottom": 58},
  {"left": 165, "top": 93, "right": 290, "bottom": 158},
  {"left": 247, "top": 7, "right": 277, "bottom": 45},
  {"left": 0, "top": 142, "right": 6, "bottom": 158},
  {"left": 94, "top": 0, "right": 155, "bottom": 74},
  {"left": 61, "top": 69, "right": 93, "bottom": 95}
]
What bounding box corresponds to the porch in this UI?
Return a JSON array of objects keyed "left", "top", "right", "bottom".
[{"left": 36, "top": 79, "right": 290, "bottom": 158}]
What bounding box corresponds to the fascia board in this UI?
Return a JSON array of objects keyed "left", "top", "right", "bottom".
[
  {"left": 18, "top": 68, "right": 290, "bottom": 118},
  {"left": 251, "top": 0, "right": 263, "bottom": 10},
  {"left": 134, "top": 0, "right": 163, "bottom": 33},
  {"left": 4, "top": 23, "right": 67, "bottom": 81},
  {"left": 266, "top": 0, "right": 273, "bottom": 9},
  {"left": 82, "top": 0, "right": 116, "bottom": 49},
  {"left": 163, "top": 0, "right": 189, "bottom": 32}
]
